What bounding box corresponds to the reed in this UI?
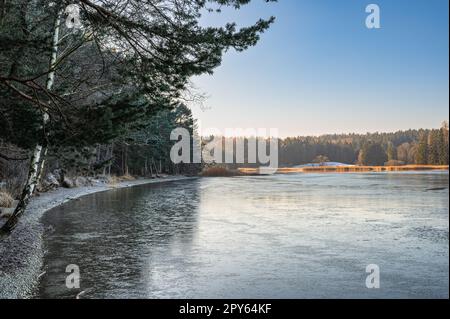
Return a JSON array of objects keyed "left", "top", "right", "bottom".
[
  {"left": 201, "top": 167, "right": 241, "bottom": 177},
  {"left": 239, "top": 165, "right": 449, "bottom": 175},
  {"left": 0, "top": 190, "right": 14, "bottom": 208}
]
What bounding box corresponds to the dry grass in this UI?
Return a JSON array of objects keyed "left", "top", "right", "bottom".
[
  {"left": 0, "top": 151, "right": 28, "bottom": 197},
  {"left": 107, "top": 174, "right": 136, "bottom": 186},
  {"left": 239, "top": 165, "right": 449, "bottom": 175},
  {"left": 201, "top": 167, "right": 241, "bottom": 177},
  {"left": 107, "top": 175, "right": 119, "bottom": 186},
  {"left": 0, "top": 190, "right": 14, "bottom": 208},
  {"left": 120, "top": 174, "right": 136, "bottom": 181}
]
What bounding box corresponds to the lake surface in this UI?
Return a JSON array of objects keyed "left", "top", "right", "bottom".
[{"left": 37, "top": 172, "right": 449, "bottom": 299}]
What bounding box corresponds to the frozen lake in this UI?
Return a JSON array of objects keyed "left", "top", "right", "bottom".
[{"left": 37, "top": 172, "right": 449, "bottom": 298}]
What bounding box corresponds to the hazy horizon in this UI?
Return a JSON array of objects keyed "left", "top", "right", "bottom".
[{"left": 195, "top": 120, "right": 449, "bottom": 139}]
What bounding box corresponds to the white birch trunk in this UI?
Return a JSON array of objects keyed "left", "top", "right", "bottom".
[{"left": 1, "top": 9, "right": 62, "bottom": 233}]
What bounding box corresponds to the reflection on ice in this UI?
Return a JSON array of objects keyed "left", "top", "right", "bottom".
[{"left": 38, "top": 172, "right": 449, "bottom": 299}]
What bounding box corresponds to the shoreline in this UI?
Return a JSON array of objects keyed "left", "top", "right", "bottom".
[
  {"left": 0, "top": 176, "right": 196, "bottom": 299},
  {"left": 239, "top": 165, "right": 449, "bottom": 175}
]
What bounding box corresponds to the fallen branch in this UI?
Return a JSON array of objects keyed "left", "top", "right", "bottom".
[{"left": 0, "top": 152, "right": 29, "bottom": 161}]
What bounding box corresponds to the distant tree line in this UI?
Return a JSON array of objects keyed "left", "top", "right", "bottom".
[
  {"left": 215, "top": 122, "right": 449, "bottom": 167},
  {"left": 280, "top": 122, "right": 449, "bottom": 166}
]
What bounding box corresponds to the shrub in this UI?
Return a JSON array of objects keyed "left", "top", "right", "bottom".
[
  {"left": 0, "top": 190, "right": 14, "bottom": 208},
  {"left": 120, "top": 174, "right": 136, "bottom": 181},
  {"left": 108, "top": 175, "right": 119, "bottom": 185}
]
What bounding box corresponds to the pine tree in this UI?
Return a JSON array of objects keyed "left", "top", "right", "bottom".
[
  {"left": 428, "top": 130, "right": 440, "bottom": 165},
  {"left": 359, "top": 142, "right": 387, "bottom": 166},
  {"left": 416, "top": 132, "right": 429, "bottom": 164},
  {"left": 387, "top": 142, "right": 397, "bottom": 161},
  {"left": 438, "top": 122, "right": 449, "bottom": 165}
]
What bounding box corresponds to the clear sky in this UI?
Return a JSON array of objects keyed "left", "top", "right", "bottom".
[{"left": 190, "top": 0, "right": 449, "bottom": 137}]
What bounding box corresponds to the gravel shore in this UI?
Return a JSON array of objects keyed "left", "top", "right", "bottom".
[{"left": 0, "top": 176, "right": 195, "bottom": 299}]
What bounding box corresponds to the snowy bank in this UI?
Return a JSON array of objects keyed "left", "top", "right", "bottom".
[{"left": 0, "top": 176, "right": 196, "bottom": 299}]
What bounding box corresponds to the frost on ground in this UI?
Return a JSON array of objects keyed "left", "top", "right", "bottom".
[{"left": 0, "top": 176, "right": 191, "bottom": 299}]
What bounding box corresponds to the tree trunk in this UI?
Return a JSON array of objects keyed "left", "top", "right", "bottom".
[
  {"left": 0, "top": 0, "right": 6, "bottom": 26},
  {"left": 144, "top": 158, "right": 148, "bottom": 176},
  {"left": 149, "top": 160, "right": 153, "bottom": 178},
  {"left": 152, "top": 159, "right": 160, "bottom": 178},
  {"left": 1, "top": 8, "right": 61, "bottom": 234},
  {"left": 124, "top": 145, "right": 129, "bottom": 175},
  {"left": 108, "top": 144, "right": 113, "bottom": 175}
]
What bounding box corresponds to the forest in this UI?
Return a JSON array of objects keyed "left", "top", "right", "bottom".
[
  {"left": 0, "top": 0, "right": 275, "bottom": 232},
  {"left": 203, "top": 123, "right": 449, "bottom": 168},
  {"left": 277, "top": 123, "right": 449, "bottom": 167},
  {"left": 0, "top": 1, "right": 448, "bottom": 233}
]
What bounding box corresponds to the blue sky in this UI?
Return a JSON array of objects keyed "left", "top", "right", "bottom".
[{"left": 190, "top": 0, "right": 449, "bottom": 137}]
